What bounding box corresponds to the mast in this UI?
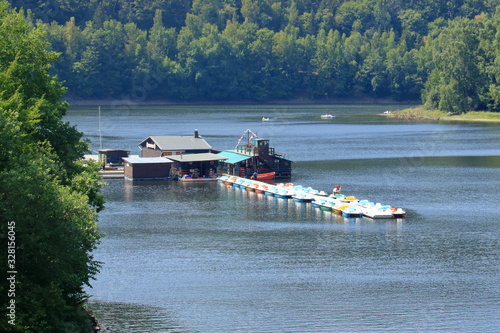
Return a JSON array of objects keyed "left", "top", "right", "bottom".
[
  {"left": 98, "top": 106, "right": 102, "bottom": 150},
  {"left": 235, "top": 129, "right": 258, "bottom": 149}
]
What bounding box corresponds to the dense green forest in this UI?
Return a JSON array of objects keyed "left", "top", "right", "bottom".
[
  {"left": 8, "top": 0, "right": 500, "bottom": 111},
  {"left": 1, "top": 1, "right": 104, "bottom": 331}
]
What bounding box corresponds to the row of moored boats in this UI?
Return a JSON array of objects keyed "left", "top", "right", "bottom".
[{"left": 218, "top": 176, "right": 406, "bottom": 219}]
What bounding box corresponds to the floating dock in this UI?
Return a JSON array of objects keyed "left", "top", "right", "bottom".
[{"left": 218, "top": 176, "right": 406, "bottom": 220}]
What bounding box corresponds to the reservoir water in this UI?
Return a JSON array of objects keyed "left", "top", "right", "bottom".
[{"left": 66, "top": 104, "right": 500, "bottom": 332}]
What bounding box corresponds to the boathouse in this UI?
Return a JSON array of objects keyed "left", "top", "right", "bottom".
[
  {"left": 138, "top": 130, "right": 212, "bottom": 157},
  {"left": 218, "top": 131, "right": 292, "bottom": 179},
  {"left": 98, "top": 149, "right": 130, "bottom": 167},
  {"left": 123, "top": 157, "right": 173, "bottom": 181},
  {"left": 168, "top": 153, "right": 227, "bottom": 179}
]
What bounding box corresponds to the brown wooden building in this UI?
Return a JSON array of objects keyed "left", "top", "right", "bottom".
[
  {"left": 218, "top": 137, "right": 292, "bottom": 179},
  {"left": 123, "top": 157, "right": 173, "bottom": 181},
  {"left": 138, "top": 130, "right": 212, "bottom": 157}
]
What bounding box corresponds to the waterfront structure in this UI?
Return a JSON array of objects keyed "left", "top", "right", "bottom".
[
  {"left": 123, "top": 157, "right": 173, "bottom": 180},
  {"left": 138, "top": 130, "right": 212, "bottom": 157},
  {"left": 168, "top": 153, "right": 227, "bottom": 179},
  {"left": 98, "top": 149, "right": 130, "bottom": 167},
  {"left": 120, "top": 129, "right": 292, "bottom": 180},
  {"left": 218, "top": 130, "right": 292, "bottom": 179}
]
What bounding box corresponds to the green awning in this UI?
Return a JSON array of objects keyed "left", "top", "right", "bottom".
[{"left": 217, "top": 150, "right": 252, "bottom": 164}]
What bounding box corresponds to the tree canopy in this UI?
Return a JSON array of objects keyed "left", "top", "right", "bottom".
[
  {"left": 8, "top": 0, "right": 500, "bottom": 111},
  {"left": 0, "top": 1, "right": 104, "bottom": 331}
]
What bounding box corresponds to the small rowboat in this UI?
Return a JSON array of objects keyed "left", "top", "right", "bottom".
[
  {"left": 256, "top": 172, "right": 275, "bottom": 180},
  {"left": 320, "top": 114, "right": 335, "bottom": 119}
]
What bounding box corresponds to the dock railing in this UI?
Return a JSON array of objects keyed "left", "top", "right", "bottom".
[{"left": 236, "top": 145, "right": 256, "bottom": 156}]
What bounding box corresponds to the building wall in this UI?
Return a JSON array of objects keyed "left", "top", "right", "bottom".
[
  {"left": 161, "top": 150, "right": 186, "bottom": 157},
  {"left": 275, "top": 157, "right": 292, "bottom": 178},
  {"left": 106, "top": 150, "right": 129, "bottom": 164},
  {"left": 141, "top": 148, "right": 211, "bottom": 157},
  {"left": 141, "top": 148, "right": 162, "bottom": 158},
  {"left": 124, "top": 163, "right": 133, "bottom": 179},
  {"left": 124, "top": 163, "right": 172, "bottom": 179}
]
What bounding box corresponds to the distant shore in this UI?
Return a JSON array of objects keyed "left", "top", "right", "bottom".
[
  {"left": 382, "top": 106, "right": 500, "bottom": 123},
  {"left": 65, "top": 96, "right": 419, "bottom": 107}
]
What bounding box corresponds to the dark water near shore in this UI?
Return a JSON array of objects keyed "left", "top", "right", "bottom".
[{"left": 66, "top": 105, "right": 500, "bottom": 332}]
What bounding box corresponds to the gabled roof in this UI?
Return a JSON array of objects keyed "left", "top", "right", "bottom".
[
  {"left": 167, "top": 153, "right": 227, "bottom": 163},
  {"left": 139, "top": 136, "right": 212, "bottom": 150},
  {"left": 217, "top": 150, "right": 252, "bottom": 164}
]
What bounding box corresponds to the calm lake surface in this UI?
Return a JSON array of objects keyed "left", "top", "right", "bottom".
[{"left": 66, "top": 104, "right": 500, "bottom": 332}]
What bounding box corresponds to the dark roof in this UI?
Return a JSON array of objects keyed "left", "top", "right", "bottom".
[
  {"left": 167, "top": 153, "right": 227, "bottom": 163},
  {"left": 139, "top": 136, "right": 212, "bottom": 150}
]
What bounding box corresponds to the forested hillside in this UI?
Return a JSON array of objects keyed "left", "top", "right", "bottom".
[{"left": 8, "top": 0, "right": 500, "bottom": 111}]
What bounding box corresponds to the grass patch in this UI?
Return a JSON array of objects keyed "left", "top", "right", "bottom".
[
  {"left": 449, "top": 111, "right": 500, "bottom": 120},
  {"left": 387, "top": 107, "right": 500, "bottom": 122},
  {"left": 389, "top": 107, "right": 447, "bottom": 120}
]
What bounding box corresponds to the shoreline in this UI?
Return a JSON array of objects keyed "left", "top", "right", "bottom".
[
  {"left": 440, "top": 117, "right": 500, "bottom": 122},
  {"left": 65, "top": 96, "right": 419, "bottom": 107},
  {"left": 381, "top": 107, "right": 500, "bottom": 123},
  {"left": 381, "top": 113, "right": 500, "bottom": 123}
]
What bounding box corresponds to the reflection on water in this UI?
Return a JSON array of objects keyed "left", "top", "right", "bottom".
[
  {"left": 66, "top": 105, "right": 500, "bottom": 333},
  {"left": 87, "top": 300, "right": 194, "bottom": 333}
]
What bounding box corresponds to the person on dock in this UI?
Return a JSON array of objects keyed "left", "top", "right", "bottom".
[{"left": 332, "top": 184, "right": 342, "bottom": 195}]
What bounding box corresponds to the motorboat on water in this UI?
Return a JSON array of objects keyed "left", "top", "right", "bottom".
[{"left": 320, "top": 114, "right": 335, "bottom": 119}]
